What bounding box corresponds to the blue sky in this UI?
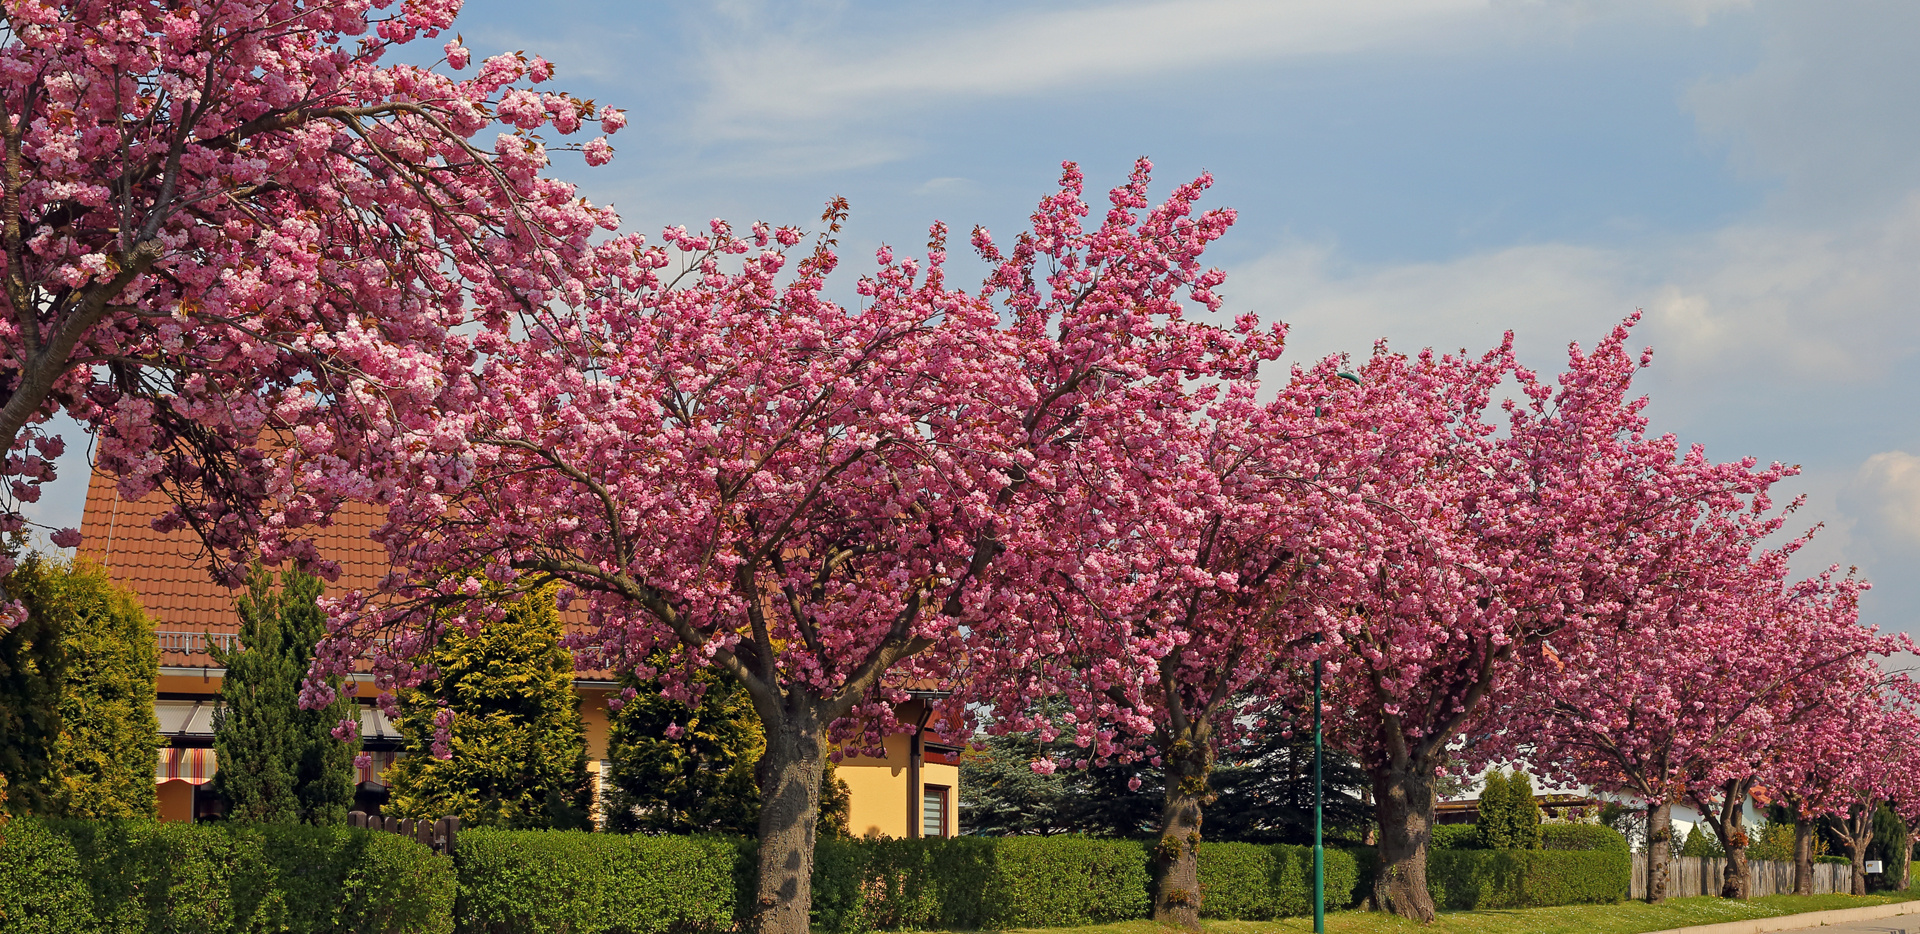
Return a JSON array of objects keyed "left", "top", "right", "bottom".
[{"left": 28, "top": 0, "right": 1920, "bottom": 639}]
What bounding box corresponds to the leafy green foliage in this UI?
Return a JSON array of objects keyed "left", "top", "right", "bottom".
[
  {"left": 1476, "top": 770, "right": 1542, "bottom": 850},
  {"left": 1867, "top": 803, "right": 1907, "bottom": 891},
  {"left": 0, "top": 818, "right": 453, "bottom": 934},
  {"left": 1207, "top": 724, "right": 1374, "bottom": 845},
  {"left": 0, "top": 558, "right": 63, "bottom": 818},
  {"left": 454, "top": 829, "right": 740, "bottom": 934},
  {"left": 602, "top": 664, "right": 853, "bottom": 837},
  {"left": 1541, "top": 823, "right": 1630, "bottom": 852},
  {"left": 6, "top": 557, "right": 160, "bottom": 818},
  {"left": 1746, "top": 818, "right": 1795, "bottom": 862},
  {"left": 211, "top": 565, "right": 359, "bottom": 824},
  {"left": 1679, "top": 823, "right": 1724, "bottom": 857},
  {"left": 1195, "top": 842, "right": 1363, "bottom": 919},
  {"left": 808, "top": 835, "right": 1151, "bottom": 932},
  {"left": 1426, "top": 848, "right": 1630, "bottom": 909},
  {"left": 384, "top": 593, "right": 591, "bottom": 829},
  {"left": 957, "top": 732, "right": 1160, "bottom": 837},
  {"left": 1432, "top": 823, "right": 1484, "bottom": 850}
]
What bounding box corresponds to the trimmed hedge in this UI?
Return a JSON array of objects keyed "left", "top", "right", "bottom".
[
  {"left": 1196, "top": 843, "right": 1362, "bottom": 920},
  {"left": 1431, "top": 824, "right": 1484, "bottom": 850},
  {"left": 1541, "top": 824, "right": 1629, "bottom": 852},
  {"left": 1427, "top": 848, "right": 1629, "bottom": 910},
  {"left": 0, "top": 819, "right": 453, "bottom": 934},
  {"left": 809, "top": 836, "right": 1150, "bottom": 933},
  {"left": 454, "top": 829, "right": 737, "bottom": 934}
]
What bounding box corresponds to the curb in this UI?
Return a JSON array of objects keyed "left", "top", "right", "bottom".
[{"left": 1640, "top": 900, "right": 1920, "bottom": 934}]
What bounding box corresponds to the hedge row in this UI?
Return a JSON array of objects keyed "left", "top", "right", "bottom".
[
  {"left": 1196, "top": 843, "right": 1362, "bottom": 920},
  {"left": 1426, "top": 849, "right": 1630, "bottom": 909},
  {"left": 0, "top": 819, "right": 453, "bottom": 934},
  {"left": 1430, "top": 822, "right": 1629, "bottom": 853},
  {"left": 453, "top": 829, "right": 738, "bottom": 934},
  {"left": 809, "top": 836, "right": 1150, "bottom": 933}
]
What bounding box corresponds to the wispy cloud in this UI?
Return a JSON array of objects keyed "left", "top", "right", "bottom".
[{"left": 691, "top": 0, "right": 1492, "bottom": 140}]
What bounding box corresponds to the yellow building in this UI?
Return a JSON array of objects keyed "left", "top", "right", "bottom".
[{"left": 78, "top": 470, "right": 959, "bottom": 836}]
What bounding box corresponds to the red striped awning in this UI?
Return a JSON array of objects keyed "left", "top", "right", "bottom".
[
  {"left": 155, "top": 747, "right": 217, "bottom": 785},
  {"left": 356, "top": 751, "right": 399, "bottom": 788}
]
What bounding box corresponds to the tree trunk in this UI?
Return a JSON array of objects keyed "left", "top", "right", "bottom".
[
  {"left": 1152, "top": 728, "right": 1215, "bottom": 929},
  {"left": 1373, "top": 757, "right": 1438, "bottom": 921},
  {"left": 1837, "top": 803, "right": 1874, "bottom": 897},
  {"left": 1646, "top": 800, "right": 1672, "bottom": 904},
  {"left": 752, "top": 702, "right": 827, "bottom": 934},
  {"left": 1851, "top": 849, "right": 1868, "bottom": 896},
  {"left": 1793, "top": 819, "right": 1814, "bottom": 896},
  {"left": 1700, "top": 780, "right": 1751, "bottom": 899}
]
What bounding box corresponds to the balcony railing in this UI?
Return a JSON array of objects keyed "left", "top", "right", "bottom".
[{"left": 155, "top": 631, "right": 240, "bottom": 655}]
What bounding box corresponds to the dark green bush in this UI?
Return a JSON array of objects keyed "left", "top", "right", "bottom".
[
  {"left": 455, "top": 829, "right": 737, "bottom": 934},
  {"left": 1816, "top": 855, "right": 1850, "bottom": 865},
  {"left": 1430, "top": 824, "right": 1483, "bottom": 850},
  {"left": 1196, "top": 843, "right": 1361, "bottom": 919},
  {"left": 807, "top": 835, "right": 1149, "bottom": 933},
  {"left": 1540, "top": 824, "right": 1628, "bottom": 852},
  {"left": 0, "top": 818, "right": 91, "bottom": 934},
  {"left": 0, "top": 819, "right": 452, "bottom": 934},
  {"left": 1427, "top": 848, "right": 1628, "bottom": 909}
]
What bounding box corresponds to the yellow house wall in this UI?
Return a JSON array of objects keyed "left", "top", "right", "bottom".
[
  {"left": 836, "top": 733, "right": 962, "bottom": 839},
  {"left": 157, "top": 780, "right": 195, "bottom": 822},
  {"left": 578, "top": 687, "right": 612, "bottom": 761}
]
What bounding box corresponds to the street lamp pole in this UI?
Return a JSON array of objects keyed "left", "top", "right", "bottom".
[{"left": 1313, "top": 652, "right": 1325, "bottom": 934}]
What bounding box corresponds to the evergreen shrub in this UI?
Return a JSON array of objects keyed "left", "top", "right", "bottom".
[
  {"left": 1426, "top": 848, "right": 1629, "bottom": 909},
  {"left": 1540, "top": 823, "right": 1629, "bottom": 852},
  {"left": 453, "top": 829, "right": 737, "bottom": 934},
  {"left": 1195, "top": 842, "right": 1362, "bottom": 919},
  {"left": 1431, "top": 823, "right": 1483, "bottom": 850},
  {"left": 0, "top": 818, "right": 451, "bottom": 934},
  {"left": 807, "top": 836, "right": 1150, "bottom": 933}
]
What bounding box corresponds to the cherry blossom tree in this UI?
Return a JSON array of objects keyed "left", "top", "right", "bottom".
[
  {"left": 1766, "top": 666, "right": 1920, "bottom": 895},
  {"left": 1317, "top": 320, "right": 1795, "bottom": 919},
  {"left": 963, "top": 362, "right": 1372, "bottom": 927},
  {"left": 297, "top": 161, "right": 1280, "bottom": 934},
  {"left": 0, "top": 0, "right": 626, "bottom": 624}
]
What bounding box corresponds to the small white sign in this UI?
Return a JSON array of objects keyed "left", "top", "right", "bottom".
[{"left": 1865, "top": 860, "right": 1884, "bottom": 874}]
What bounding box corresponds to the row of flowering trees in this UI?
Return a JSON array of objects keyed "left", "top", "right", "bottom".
[{"left": 3, "top": 3, "right": 1914, "bottom": 933}]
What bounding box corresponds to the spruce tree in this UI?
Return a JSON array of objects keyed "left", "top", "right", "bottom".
[
  {"left": 211, "top": 565, "right": 359, "bottom": 823},
  {"left": 384, "top": 591, "right": 592, "bottom": 829},
  {"left": 1507, "top": 769, "right": 1543, "bottom": 849},
  {"left": 1477, "top": 770, "right": 1513, "bottom": 849},
  {"left": 605, "top": 661, "right": 853, "bottom": 837},
  {"left": 8, "top": 557, "right": 161, "bottom": 818},
  {"left": 0, "top": 555, "right": 64, "bottom": 816}
]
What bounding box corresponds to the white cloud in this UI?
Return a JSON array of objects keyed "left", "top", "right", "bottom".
[
  {"left": 1843, "top": 452, "right": 1920, "bottom": 552},
  {"left": 692, "top": 0, "right": 1492, "bottom": 139},
  {"left": 1233, "top": 191, "right": 1920, "bottom": 385}
]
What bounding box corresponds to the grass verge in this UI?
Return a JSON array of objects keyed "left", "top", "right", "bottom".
[{"left": 902, "top": 889, "right": 1920, "bottom": 934}]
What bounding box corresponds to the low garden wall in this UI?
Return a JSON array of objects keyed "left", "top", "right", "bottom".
[{"left": 3, "top": 819, "right": 1637, "bottom": 934}]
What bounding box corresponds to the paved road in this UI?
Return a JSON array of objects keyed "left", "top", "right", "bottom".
[{"left": 1769, "top": 921, "right": 1915, "bottom": 934}]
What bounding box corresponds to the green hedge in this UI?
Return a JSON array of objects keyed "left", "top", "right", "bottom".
[
  {"left": 454, "top": 829, "right": 737, "bottom": 934},
  {"left": 0, "top": 819, "right": 453, "bottom": 934},
  {"left": 809, "top": 836, "right": 1150, "bottom": 933},
  {"left": 1431, "top": 824, "right": 1483, "bottom": 850},
  {"left": 1541, "top": 824, "right": 1629, "bottom": 852},
  {"left": 1195, "top": 843, "right": 1361, "bottom": 920},
  {"left": 1427, "top": 848, "right": 1629, "bottom": 910}
]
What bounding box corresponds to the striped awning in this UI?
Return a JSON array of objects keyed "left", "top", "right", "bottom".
[
  {"left": 356, "top": 750, "right": 399, "bottom": 788},
  {"left": 155, "top": 747, "right": 217, "bottom": 785}
]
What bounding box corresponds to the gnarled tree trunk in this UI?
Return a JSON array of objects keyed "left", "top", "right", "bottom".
[
  {"left": 1645, "top": 800, "right": 1672, "bottom": 904},
  {"left": 1373, "top": 756, "right": 1438, "bottom": 921},
  {"left": 1696, "top": 779, "right": 1753, "bottom": 899},
  {"left": 752, "top": 701, "right": 828, "bottom": 934},
  {"left": 1152, "top": 728, "right": 1215, "bottom": 929},
  {"left": 1793, "top": 819, "right": 1814, "bottom": 896}
]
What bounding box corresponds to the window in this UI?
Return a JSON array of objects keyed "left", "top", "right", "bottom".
[{"left": 922, "top": 785, "right": 950, "bottom": 838}]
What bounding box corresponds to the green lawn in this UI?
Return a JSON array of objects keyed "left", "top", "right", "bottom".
[{"left": 906, "top": 890, "right": 1920, "bottom": 934}]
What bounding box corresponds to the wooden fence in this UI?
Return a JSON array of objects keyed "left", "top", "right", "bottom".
[
  {"left": 1629, "top": 857, "right": 1849, "bottom": 899},
  {"left": 348, "top": 810, "right": 460, "bottom": 857}
]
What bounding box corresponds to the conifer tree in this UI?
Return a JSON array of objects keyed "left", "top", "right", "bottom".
[
  {"left": 0, "top": 557, "right": 63, "bottom": 816},
  {"left": 1507, "top": 770, "right": 1543, "bottom": 849},
  {"left": 605, "top": 663, "right": 853, "bottom": 837},
  {"left": 212, "top": 566, "right": 358, "bottom": 823},
  {"left": 1477, "top": 770, "right": 1513, "bottom": 849},
  {"left": 7, "top": 557, "right": 160, "bottom": 818},
  {"left": 384, "top": 591, "right": 592, "bottom": 829}
]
